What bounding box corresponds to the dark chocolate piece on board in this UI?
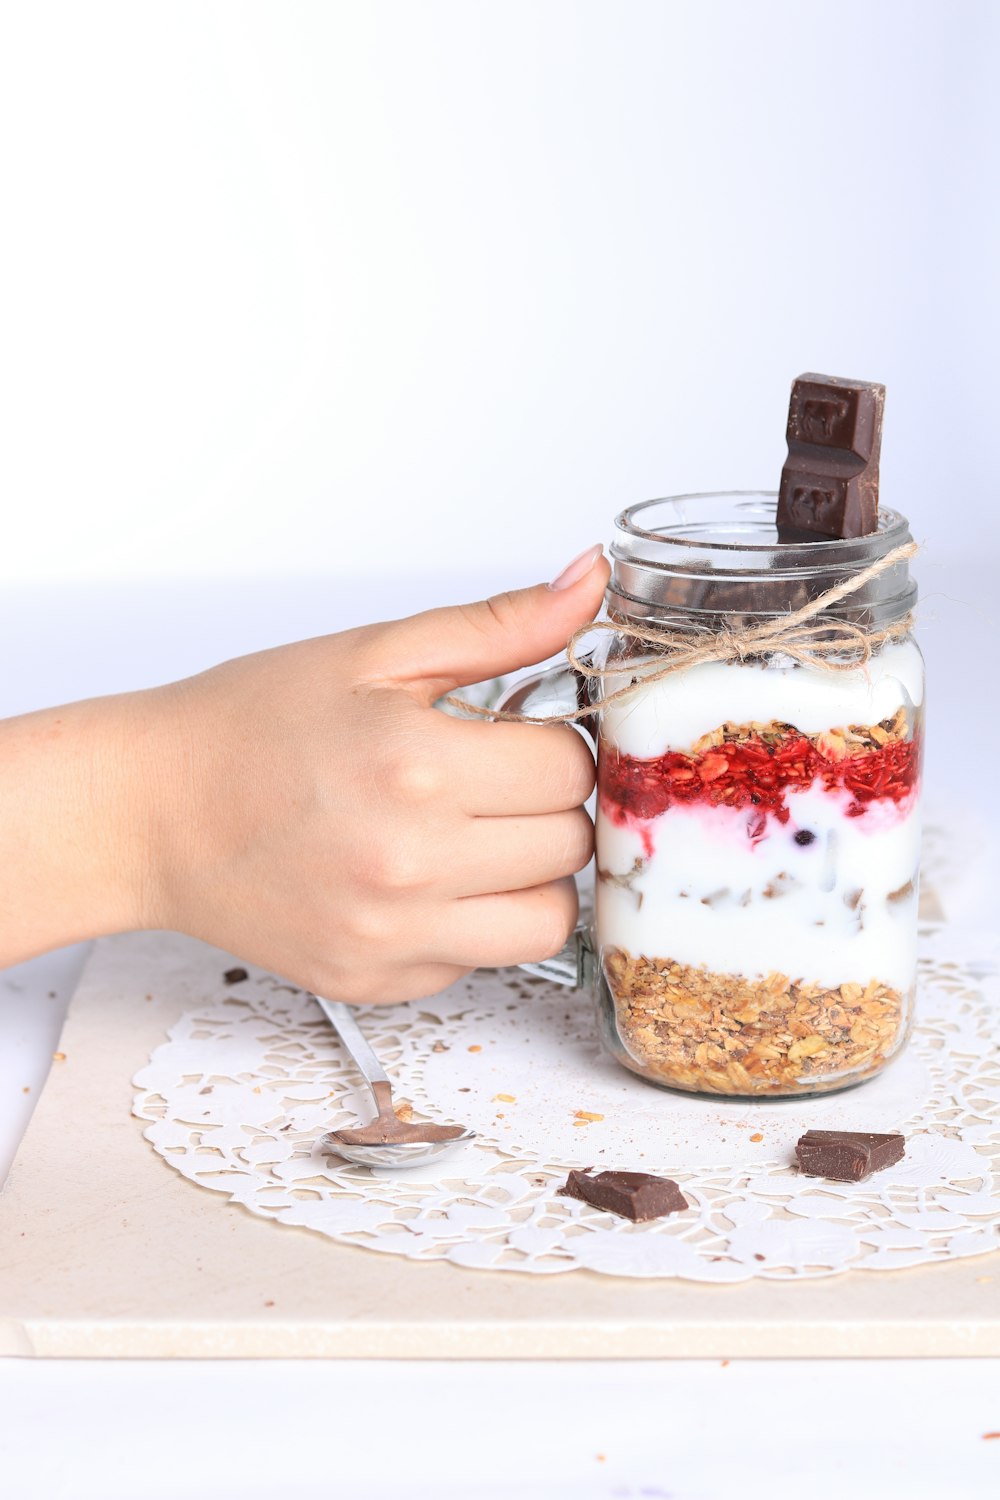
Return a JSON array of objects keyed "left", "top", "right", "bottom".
[
  {"left": 795, "top": 1129, "right": 905, "bottom": 1182},
  {"left": 558, "top": 1169, "right": 688, "bottom": 1221},
  {"left": 776, "top": 373, "right": 885, "bottom": 542},
  {"left": 224, "top": 966, "right": 249, "bottom": 985}
]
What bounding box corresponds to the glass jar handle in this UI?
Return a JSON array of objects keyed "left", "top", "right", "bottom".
[
  {"left": 493, "top": 661, "right": 597, "bottom": 991},
  {"left": 491, "top": 660, "right": 593, "bottom": 726}
]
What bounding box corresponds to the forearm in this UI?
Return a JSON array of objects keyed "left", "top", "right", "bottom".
[
  {"left": 0, "top": 691, "right": 162, "bottom": 966},
  {"left": 0, "top": 558, "right": 608, "bottom": 998}
]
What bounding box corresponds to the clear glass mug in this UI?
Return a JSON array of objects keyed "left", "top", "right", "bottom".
[{"left": 498, "top": 492, "right": 923, "bottom": 1099}]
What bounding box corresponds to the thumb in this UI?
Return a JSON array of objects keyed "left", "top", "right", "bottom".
[{"left": 376, "top": 544, "right": 610, "bottom": 697}]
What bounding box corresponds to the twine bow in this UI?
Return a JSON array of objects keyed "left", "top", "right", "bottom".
[{"left": 446, "top": 540, "right": 918, "bottom": 726}]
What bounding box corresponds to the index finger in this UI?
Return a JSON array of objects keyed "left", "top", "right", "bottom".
[{"left": 435, "top": 715, "right": 596, "bottom": 815}]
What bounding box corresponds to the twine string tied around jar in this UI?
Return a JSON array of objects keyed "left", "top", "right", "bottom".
[{"left": 445, "top": 540, "right": 918, "bottom": 726}]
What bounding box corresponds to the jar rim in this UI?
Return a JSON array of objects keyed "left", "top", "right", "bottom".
[
  {"left": 608, "top": 491, "right": 917, "bottom": 626},
  {"left": 615, "top": 490, "right": 911, "bottom": 560}
]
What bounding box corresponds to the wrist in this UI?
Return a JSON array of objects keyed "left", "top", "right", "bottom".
[
  {"left": 0, "top": 689, "right": 170, "bottom": 963},
  {"left": 101, "top": 687, "right": 178, "bottom": 934}
]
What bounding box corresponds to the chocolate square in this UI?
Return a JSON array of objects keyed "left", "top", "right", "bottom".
[
  {"left": 795, "top": 1129, "right": 905, "bottom": 1182},
  {"left": 558, "top": 1169, "right": 688, "bottom": 1222}
]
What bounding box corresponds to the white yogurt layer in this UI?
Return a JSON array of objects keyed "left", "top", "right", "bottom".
[
  {"left": 600, "top": 639, "right": 924, "bottom": 758},
  {"left": 596, "top": 784, "right": 921, "bottom": 992}
]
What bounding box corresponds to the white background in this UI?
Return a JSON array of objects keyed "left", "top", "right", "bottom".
[
  {"left": 2, "top": 5, "right": 999, "bottom": 1498},
  {"left": 1, "top": 0, "right": 997, "bottom": 589}
]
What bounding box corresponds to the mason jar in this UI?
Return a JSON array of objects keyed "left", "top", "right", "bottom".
[{"left": 501, "top": 491, "right": 923, "bottom": 1099}]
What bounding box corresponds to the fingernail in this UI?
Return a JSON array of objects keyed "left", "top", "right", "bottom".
[{"left": 547, "top": 543, "right": 604, "bottom": 591}]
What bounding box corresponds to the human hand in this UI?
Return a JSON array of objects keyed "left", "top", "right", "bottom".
[{"left": 138, "top": 545, "right": 609, "bottom": 1001}]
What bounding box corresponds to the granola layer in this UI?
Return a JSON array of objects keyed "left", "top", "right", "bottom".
[{"left": 604, "top": 948, "right": 907, "bottom": 1097}]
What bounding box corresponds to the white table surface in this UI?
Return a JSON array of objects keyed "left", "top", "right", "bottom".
[{"left": 2, "top": 565, "right": 998, "bottom": 1500}]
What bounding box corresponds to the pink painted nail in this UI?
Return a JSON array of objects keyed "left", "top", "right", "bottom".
[{"left": 547, "top": 543, "right": 604, "bottom": 591}]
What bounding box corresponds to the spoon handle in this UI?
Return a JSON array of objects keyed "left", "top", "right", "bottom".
[{"left": 313, "top": 994, "right": 392, "bottom": 1090}]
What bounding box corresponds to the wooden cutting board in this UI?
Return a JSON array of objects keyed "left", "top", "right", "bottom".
[{"left": 1, "top": 929, "right": 998, "bottom": 1359}]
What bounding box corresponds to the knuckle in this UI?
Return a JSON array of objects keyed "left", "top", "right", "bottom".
[
  {"left": 484, "top": 591, "right": 517, "bottom": 630},
  {"left": 343, "top": 901, "right": 396, "bottom": 948},
  {"left": 380, "top": 745, "right": 443, "bottom": 803},
  {"left": 459, "top": 592, "right": 518, "bottom": 640}
]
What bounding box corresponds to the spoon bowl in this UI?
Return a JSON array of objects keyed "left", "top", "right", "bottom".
[
  {"left": 321, "top": 1131, "right": 477, "bottom": 1169},
  {"left": 313, "top": 994, "right": 475, "bottom": 1170}
]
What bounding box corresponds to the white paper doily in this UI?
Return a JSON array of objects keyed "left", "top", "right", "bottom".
[{"left": 132, "top": 914, "right": 1000, "bottom": 1281}]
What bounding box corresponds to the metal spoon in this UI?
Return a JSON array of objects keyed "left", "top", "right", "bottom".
[{"left": 313, "top": 994, "right": 475, "bottom": 1168}]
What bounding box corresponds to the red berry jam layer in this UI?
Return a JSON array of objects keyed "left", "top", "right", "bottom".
[{"left": 598, "top": 714, "right": 920, "bottom": 833}]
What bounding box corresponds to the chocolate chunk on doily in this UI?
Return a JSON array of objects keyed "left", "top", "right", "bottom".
[
  {"left": 777, "top": 373, "right": 885, "bottom": 542},
  {"left": 558, "top": 1169, "right": 688, "bottom": 1221},
  {"left": 223, "top": 967, "right": 249, "bottom": 985},
  {"left": 795, "top": 1129, "right": 905, "bottom": 1182}
]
